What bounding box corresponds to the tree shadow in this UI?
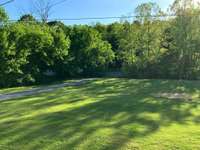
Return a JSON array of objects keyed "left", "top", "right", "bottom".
[{"left": 0, "top": 78, "right": 199, "bottom": 149}]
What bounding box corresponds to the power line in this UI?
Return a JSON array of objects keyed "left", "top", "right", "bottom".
[
  {"left": 48, "top": 16, "right": 134, "bottom": 21},
  {"left": 51, "top": 15, "right": 175, "bottom": 21},
  {"left": 0, "top": 0, "right": 14, "bottom": 6},
  {"left": 50, "top": 16, "right": 135, "bottom": 21},
  {"left": 8, "top": 14, "right": 176, "bottom": 22}
]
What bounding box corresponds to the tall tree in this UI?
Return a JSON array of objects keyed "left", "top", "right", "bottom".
[
  {"left": 0, "top": 23, "right": 70, "bottom": 86},
  {"left": 135, "top": 2, "right": 164, "bottom": 23},
  {"left": 66, "top": 25, "right": 114, "bottom": 76},
  {"left": 120, "top": 2, "right": 166, "bottom": 77},
  {"left": 170, "top": 0, "right": 200, "bottom": 79},
  {"left": 0, "top": 7, "right": 8, "bottom": 24},
  {"left": 32, "top": 0, "right": 67, "bottom": 22}
]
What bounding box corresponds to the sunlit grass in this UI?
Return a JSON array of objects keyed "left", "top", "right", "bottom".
[
  {"left": 0, "top": 78, "right": 200, "bottom": 150},
  {"left": 0, "top": 86, "right": 33, "bottom": 94}
]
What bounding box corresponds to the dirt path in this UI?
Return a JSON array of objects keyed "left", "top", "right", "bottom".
[{"left": 0, "top": 79, "right": 95, "bottom": 101}]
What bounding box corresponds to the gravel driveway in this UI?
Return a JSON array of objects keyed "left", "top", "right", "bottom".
[{"left": 0, "top": 79, "right": 95, "bottom": 101}]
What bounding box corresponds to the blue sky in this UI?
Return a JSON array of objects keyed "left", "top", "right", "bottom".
[{"left": 3, "top": 0, "right": 174, "bottom": 24}]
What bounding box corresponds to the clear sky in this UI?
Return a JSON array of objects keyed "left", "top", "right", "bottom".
[{"left": 3, "top": 0, "right": 174, "bottom": 25}]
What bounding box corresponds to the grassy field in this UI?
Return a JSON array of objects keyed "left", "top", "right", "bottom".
[{"left": 0, "top": 78, "right": 200, "bottom": 150}]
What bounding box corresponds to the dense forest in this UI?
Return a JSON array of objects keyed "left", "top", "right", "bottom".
[{"left": 0, "top": 0, "right": 200, "bottom": 87}]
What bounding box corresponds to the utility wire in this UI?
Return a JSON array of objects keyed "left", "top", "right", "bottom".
[
  {"left": 8, "top": 14, "right": 176, "bottom": 22},
  {"left": 49, "top": 15, "right": 175, "bottom": 21},
  {"left": 49, "top": 16, "right": 136, "bottom": 21},
  {"left": 0, "top": 0, "right": 14, "bottom": 6}
]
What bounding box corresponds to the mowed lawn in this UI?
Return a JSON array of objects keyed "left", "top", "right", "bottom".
[{"left": 0, "top": 79, "right": 200, "bottom": 150}]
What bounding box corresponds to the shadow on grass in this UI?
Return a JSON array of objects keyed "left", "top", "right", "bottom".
[{"left": 0, "top": 78, "right": 200, "bottom": 150}]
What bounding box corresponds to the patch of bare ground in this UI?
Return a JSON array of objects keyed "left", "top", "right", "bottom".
[{"left": 152, "top": 93, "right": 196, "bottom": 101}]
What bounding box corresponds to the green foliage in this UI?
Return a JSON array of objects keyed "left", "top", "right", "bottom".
[
  {"left": 121, "top": 1, "right": 200, "bottom": 80},
  {"left": 0, "top": 24, "right": 29, "bottom": 87},
  {"left": 1, "top": 0, "right": 200, "bottom": 87},
  {"left": 66, "top": 25, "right": 114, "bottom": 76},
  {"left": 120, "top": 9, "right": 167, "bottom": 78},
  {"left": 168, "top": 1, "right": 200, "bottom": 79},
  {"left": 18, "top": 14, "right": 37, "bottom": 22},
  {"left": 0, "top": 23, "right": 70, "bottom": 87},
  {"left": 0, "top": 7, "right": 8, "bottom": 23},
  {"left": 135, "top": 2, "right": 164, "bottom": 23}
]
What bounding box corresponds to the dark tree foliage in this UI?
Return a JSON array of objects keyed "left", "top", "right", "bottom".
[
  {"left": 0, "top": 23, "right": 70, "bottom": 87},
  {"left": 0, "top": 7, "right": 8, "bottom": 24},
  {"left": 65, "top": 25, "right": 114, "bottom": 76},
  {"left": 18, "top": 14, "right": 37, "bottom": 22}
]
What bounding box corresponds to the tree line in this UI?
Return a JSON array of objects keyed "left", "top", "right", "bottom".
[{"left": 0, "top": 0, "right": 200, "bottom": 87}]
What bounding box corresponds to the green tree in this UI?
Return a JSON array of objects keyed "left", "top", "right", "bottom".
[
  {"left": 67, "top": 25, "right": 114, "bottom": 76},
  {"left": 0, "top": 7, "right": 8, "bottom": 24},
  {"left": 169, "top": 0, "right": 200, "bottom": 79},
  {"left": 0, "top": 23, "right": 70, "bottom": 87},
  {"left": 121, "top": 2, "right": 166, "bottom": 77},
  {"left": 18, "top": 14, "right": 37, "bottom": 22},
  {"left": 135, "top": 2, "right": 164, "bottom": 23},
  {"left": 0, "top": 24, "right": 30, "bottom": 87},
  {"left": 19, "top": 24, "right": 70, "bottom": 83}
]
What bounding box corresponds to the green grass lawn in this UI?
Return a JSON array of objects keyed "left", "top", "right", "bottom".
[
  {"left": 0, "top": 86, "right": 33, "bottom": 95},
  {"left": 0, "top": 78, "right": 200, "bottom": 150}
]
